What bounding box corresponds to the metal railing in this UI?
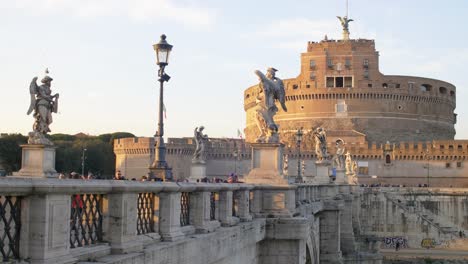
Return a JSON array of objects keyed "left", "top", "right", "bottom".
[
  {"left": 0, "top": 195, "right": 21, "bottom": 261},
  {"left": 70, "top": 194, "right": 103, "bottom": 248},
  {"left": 180, "top": 192, "right": 190, "bottom": 226},
  {"left": 137, "top": 193, "right": 155, "bottom": 235}
]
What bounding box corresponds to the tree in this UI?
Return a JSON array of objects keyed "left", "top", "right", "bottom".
[{"left": 0, "top": 134, "right": 27, "bottom": 174}]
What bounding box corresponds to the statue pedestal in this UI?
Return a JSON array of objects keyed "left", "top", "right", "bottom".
[
  {"left": 189, "top": 162, "right": 206, "bottom": 182},
  {"left": 13, "top": 144, "right": 57, "bottom": 178},
  {"left": 347, "top": 173, "right": 357, "bottom": 185},
  {"left": 243, "top": 143, "right": 288, "bottom": 185},
  {"left": 335, "top": 169, "right": 347, "bottom": 184},
  {"left": 315, "top": 161, "right": 331, "bottom": 184}
]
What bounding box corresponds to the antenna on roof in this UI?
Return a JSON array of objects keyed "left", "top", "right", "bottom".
[{"left": 346, "top": 0, "right": 349, "bottom": 18}]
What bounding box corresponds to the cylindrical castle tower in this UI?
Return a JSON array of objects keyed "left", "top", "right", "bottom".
[{"left": 244, "top": 38, "right": 456, "bottom": 146}]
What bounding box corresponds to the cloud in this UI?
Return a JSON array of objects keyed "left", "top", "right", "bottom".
[{"left": 8, "top": 0, "right": 217, "bottom": 29}]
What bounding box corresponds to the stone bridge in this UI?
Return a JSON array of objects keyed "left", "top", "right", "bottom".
[
  {"left": 360, "top": 187, "right": 468, "bottom": 250},
  {"left": 0, "top": 178, "right": 385, "bottom": 264}
]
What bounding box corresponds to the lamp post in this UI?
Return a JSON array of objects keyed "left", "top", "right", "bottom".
[
  {"left": 424, "top": 149, "right": 432, "bottom": 187},
  {"left": 149, "top": 34, "right": 173, "bottom": 181},
  {"left": 295, "top": 128, "right": 303, "bottom": 183},
  {"left": 81, "top": 148, "right": 87, "bottom": 177}
]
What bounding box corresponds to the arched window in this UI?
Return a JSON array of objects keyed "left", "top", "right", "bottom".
[
  {"left": 385, "top": 154, "right": 391, "bottom": 164},
  {"left": 420, "top": 84, "right": 432, "bottom": 92},
  {"left": 439, "top": 87, "right": 447, "bottom": 94},
  {"left": 382, "top": 83, "right": 388, "bottom": 88}
]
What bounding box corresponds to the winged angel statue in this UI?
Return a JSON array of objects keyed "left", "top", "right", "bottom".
[
  {"left": 27, "top": 70, "right": 59, "bottom": 145},
  {"left": 253, "top": 68, "right": 287, "bottom": 143},
  {"left": 193, "top": 126, "right": 208, "bottom": 163}
]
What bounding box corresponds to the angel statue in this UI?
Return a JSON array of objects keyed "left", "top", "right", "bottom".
[
  {"left": 313, "top": 127, "right": 328, "bottom": 162},
  {"left": 192, "top": 126, "right": 208, "bottom": 163},
  {"left": 337, "top": 16, "right": 353, "bottom": 32},
  {"left": 345, "top": 152, "right": 353, "bottom": 175},
  {"left": 333, "top": 138, "right": 346, "bottom": 169},
  {"left": 337, "top": 16, "right": 353, "bottom": 40},
  {"left": 253, "top": 67, "right": 287, "bottom": 143},
  {"left": 27, "top": 69, "right": 59, "bottom": 145}
]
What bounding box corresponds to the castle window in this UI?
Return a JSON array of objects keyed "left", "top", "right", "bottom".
[
  {"left": 368, "top": 83, "right": 373, "bottom": 88},
  {"left": 450, "top": 91, "right": 455, "bottom": 97},
  {"left": 449, "top": 145, "right": 454, "bottom": 151},
  {"left": 306, "top": 84, "right": 311, "bottom": 88},
  {"left": 420, "top": 84, "right": 432, "bottom": 92},
  {"left": 344, "top": 77, "right": 353, "bottom": 87},
  {"left": 310, "top": 72, "right": 316, "bottom": 80},
  {"left": 336, "top": 77, "right": 344, "bottom": 87},
  {"left": 457, "top": 161, "right": 462, "bottom": 168},
  {"left": 326, "top": 77, "right": 334, "bottom": 88},
  {"left": 364, "top": 70, "right": 369, "bottom": 79},
  {"left": 408, "top": 82, "right": 414, "bottom": 89},
  {"left": 327, "top": 59, "right": 333, "bottom": 69},
  {"left": 363, "top": 59, "right": 369, "bottom": 68},
  {"left": 439, "top": 87, "right": 447, "bottom": 94},
  {"left": 345, "top": 58, "right": 351, "bottom": 69},
  {"left": 293, "top": 84, "right": 299, "bottom": 89},
  {"left": 445, "top": 162, "right": 451, "bottom": 168},
  {"left": 458, "top": 145, "right": 463, "bottom": 150},
  {"left": 395, "top": 83, "right": 401, "bottom": 88},
  {"left": 310, "top": 60, "right": 316, "bottom": 70},
  {"left": 382, "top": 83, "right": 388, "bottom": 88},
  {"left": 385, "top": 154, "right": 391, "bottom": 164},
  {"left": 336, "top": 99, "right": 347, "bottom": 113},
  {"left": 245, "top": 94, "right": 250, "bottom": 99}
]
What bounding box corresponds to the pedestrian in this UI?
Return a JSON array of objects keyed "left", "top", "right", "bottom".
[
  {"left": 395, "top": 241, "right": 400, "bottom": 251},
  {"left": 114, "top": 170, "right": 126, "bottom": 180},
  {"left": 460, "top": 230, "right": 464, "bottom": 238}
]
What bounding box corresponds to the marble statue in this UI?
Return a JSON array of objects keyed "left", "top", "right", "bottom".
[
  {"left": 345, "top": 152, "right": 353, "bottom": 175},
  {"left": 253, "top": 67, "right": 287, "bottom": 143},
  {"left": 27, "top": 69, "right": 59, "bottom": 145},
  {"left": 283, "top": 154, "right": 288, "bottom": 176},
  {"left": 313, "top": 127, "right": 328, "bottom": 162},
  {"left": 351, "top": 161, "right": 358, "bottom": 184},
  {"left": 193, "top": 126, "right": 208, "bottom": 163},
  {"left": 337, "top": 16, "right": 353, "bottom": 32},
  {"left": 333, "top": 138, "right": 346, "bottom": 169}
]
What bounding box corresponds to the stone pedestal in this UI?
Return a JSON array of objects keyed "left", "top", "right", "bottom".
[
  {"left": 189, "top": 163, "right": 206, "bottom": 182},
  {"left": 315, "top": 161, "right": 331, "bottom": 184},
  {"left": 243, "top": 143, "right": 288, "bottom": 185},
  {"left": 14, "top": 144, "right": 57, "bottom": 178},
  {"left": 335, "top": 169, "right": 346, "bottom": 184},
  {"left": 347, "top": 173, "right": 357, "bottom": 185}
]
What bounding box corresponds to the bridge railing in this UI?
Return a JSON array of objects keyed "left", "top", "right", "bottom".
[{"left": 0, "top": 178, "right": 285, "bottom": 263}]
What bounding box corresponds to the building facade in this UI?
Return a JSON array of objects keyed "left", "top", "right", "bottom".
[{"left": 244, "top": 38, "right": 456, "bottom": 144}]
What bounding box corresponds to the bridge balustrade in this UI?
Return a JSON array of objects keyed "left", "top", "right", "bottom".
[
  {"left": 0, "top": 195, "right": 21, "bottom": 261},
  {"left": 0, "top": 178, "right": 265, "bottom": 263}
]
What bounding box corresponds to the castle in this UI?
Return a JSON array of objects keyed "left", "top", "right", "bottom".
[{"left": 114, "top": 20, "right": 468, "bottom": 187}]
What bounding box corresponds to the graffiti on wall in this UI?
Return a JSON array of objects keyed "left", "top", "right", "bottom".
[
  {"left": 421, "top": 238, "right": 450, "bottom": 249},
  {"left": 382, "top": 237, "right": 408, "bottom": 248}
]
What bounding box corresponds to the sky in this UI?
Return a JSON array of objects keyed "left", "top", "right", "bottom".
[{"left": 1, "top": 0, "right": 468, "bottom": 139}]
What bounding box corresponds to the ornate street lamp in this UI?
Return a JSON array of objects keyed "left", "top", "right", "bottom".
[
  {"left": 150, "top": 34, "right": 173, "bottom": 181},
  {"left": 295, "top": 128, "right": 303, "bottom": 183}
]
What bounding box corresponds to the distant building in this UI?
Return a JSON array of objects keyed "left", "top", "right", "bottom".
[{"left": 114, "top": 20, "right": 467, "bottom": 187}]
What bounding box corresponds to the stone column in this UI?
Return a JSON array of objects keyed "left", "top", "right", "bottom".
[
  {"left": 218, "top": 190, "right": 239, "bottom": 226},
  {"left": 23, "top": 194, "right": 77, "bottom": 264},
  {"left": 236, "top": 189, "right": 252, "bottom": 222},
  {"left": 189, "top": 191, "right": 220, "bottom": 233},
  {"left": 319, "top": 201, "right": 344, "bottom": 264},
  {"left": 158, "top": 192, "right": 184, "bottom": 241},
  {"left": 315, "top": 161, "right": 331, "bottom": 184},
  {"left": 14, "top": 144, "right": 57, "bottom": 178},
  {"left": 105, "top": 192, "right": 142, "bottom": 254},
  {"left": 339, "top": 194, "right": 357, "bottom": 256},
  {"left": 335, "top": 169, "right": 346, "bottom": 184},
  {"left": 243, "top": 143, "right": 288, "bottom": 185}
]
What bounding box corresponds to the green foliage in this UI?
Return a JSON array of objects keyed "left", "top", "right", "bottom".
[
  {"left": 0, "top": 134, "right": 27, "bottom": 174},
  {"left": 0, "top": 132, "right": 134, "bottom": 177}
]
